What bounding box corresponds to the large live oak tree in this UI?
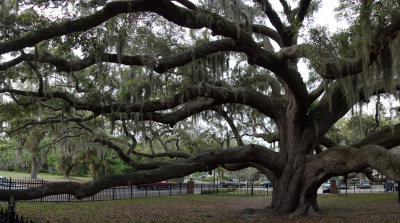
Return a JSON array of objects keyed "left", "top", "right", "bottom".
[{"left": 1, "top": 0, "right": 400, "bottom": 217}]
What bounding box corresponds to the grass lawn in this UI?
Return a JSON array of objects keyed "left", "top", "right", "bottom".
[
  {"left": 0, "top": 170, "right": 91, "bottom": 182},
  {"left": 9, "top": 193, "right": 400, "bottom": 223}
]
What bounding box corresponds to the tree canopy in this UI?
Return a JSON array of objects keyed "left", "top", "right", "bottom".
[{"left": 1, "top": 0, "right": 400, "bottom": 217}]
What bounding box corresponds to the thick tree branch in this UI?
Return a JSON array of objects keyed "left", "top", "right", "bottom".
[
  {"left": 295, "top": 0, "right": 312, "bottom": 24},
  {"left": 279, "top": 0, "right": 292, "bottom": 22},
  {"left": 305, "top": 145, "right": 400, "bottom": 187},
  {"left": 245, "top": 24, "right": 283, "bottom": 47},
  {"left": 173, "top": 0, "right": 197, "bottom": 10},
  {"left": 278, "top": 16, "right": 400, "bottom": 80},
  {"left": 0, "top": 39, "right": 242, "bottom": 73},
  {"left": 1, "top": 83, "right": 282, "bottom": 122},
  {"left": 0, "top": 0, "right": 154, "bottom": 55},
  {"left": 255, "top": 0, "right": 287, "bottom": 45},
  {"left": 1, "top": 0, "right": 310, "bottom": 111},
  {"left": 308, "top": 80, "right": 327, "bottom": 103},
  {"left": 318, "top": 136, "right": 337, "bottom": 148},
  {"left": 352, "top": 123, "right": 400, "bottom": 149},
  {"left": 316, "top": 79, "right": 400, "bottom": 138},
  {"left": 0, "top": 144, "right": 283, "bottom": 201}
]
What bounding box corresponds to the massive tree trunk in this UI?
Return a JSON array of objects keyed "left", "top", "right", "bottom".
[{"left": 268, "top": 102, "right": 320, "bottom": 215}]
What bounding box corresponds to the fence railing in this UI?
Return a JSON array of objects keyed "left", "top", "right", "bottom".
[
  {"left": 0, "top": 178, "right": 393, "bottom": 203},
  {"left": 0, "top": 178, "right": 274, "bottom": 202}
]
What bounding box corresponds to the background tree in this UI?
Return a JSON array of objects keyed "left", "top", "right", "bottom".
[{"left": 2, "top": 0, "right": 400, "bottom": 217}]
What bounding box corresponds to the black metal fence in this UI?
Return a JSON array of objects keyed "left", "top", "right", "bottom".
[
  {"left": 0, "top": 204, "right": 33, "bottom": 223},
  {"left": 0, "top": 178, "right": 274, "bottom": 202},
  {"left": 0, "top": 178, "right": 393, "bottom": 203}
]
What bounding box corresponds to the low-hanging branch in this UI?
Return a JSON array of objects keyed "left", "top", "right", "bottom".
[
  {"left": 0, "top": 144, "right": 283, "bottom": 201},
  {"left": 304, "top": 145, "right": 400, "bottom": 192}
]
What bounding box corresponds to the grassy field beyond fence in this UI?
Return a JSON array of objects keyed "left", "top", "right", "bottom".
[
  {"left": 8, "top": 193, "right": 400, "bottom": 223},
  {"left": 0, "top": 170, "right": 91, "bottom": 182}
]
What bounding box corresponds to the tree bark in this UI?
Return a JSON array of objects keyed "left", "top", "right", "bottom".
[
  {"left": 64, "top": 166, "right": 73, "bottom": 178},
  {"left": 30, "top": 152, "right": 38, "bottom": 179},
  {"left": 268, "top": 103, "right": 318, "bottom": 215}
]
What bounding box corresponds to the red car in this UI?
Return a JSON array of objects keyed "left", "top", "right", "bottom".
[{"left": 137, "top": 181, "right": 173, "bottom": 190}]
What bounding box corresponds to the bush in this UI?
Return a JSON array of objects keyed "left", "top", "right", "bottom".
[
  {"left": 39, "top": 168, "right": 49, "bottom": 173},
  {"left": 201, "top": 187, "right": 237, "bottom": 194}
]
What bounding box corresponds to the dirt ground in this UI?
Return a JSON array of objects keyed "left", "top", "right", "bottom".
[{"left": 9, "top": 193, "right": 400, "bottom": 222}]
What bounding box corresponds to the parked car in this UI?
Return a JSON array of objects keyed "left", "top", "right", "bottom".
[
  {"left": 322, "top": 182, "right": 347, "bottom": 193},
  {"left": 357, "top": 180, "right": 371, "bottom": 189},
  {"left": 136, "top": 181, "right": 173, "bottom": 190},
  {"left": 220, "top": 179, "right": 246, "bottom": 188},
  {"left": 261, "top": 181, "right": 273, "bottom": 188},
  {"left": 0, "top": 176, "right": 27, "bottom": 189},
  {"left": 323, "top": 183, "right": 330, "bottom": 193}
]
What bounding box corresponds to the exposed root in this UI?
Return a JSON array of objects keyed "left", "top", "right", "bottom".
[{"left": 289, "top": 204, "right": 320, "bottom": 218}]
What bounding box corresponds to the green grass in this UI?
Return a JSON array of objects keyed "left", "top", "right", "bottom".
[
  {"left": 9, "top": 193, "right": 400, "bottom": 223},
  {"left": 0, "top": 170, "right": 91, "bottom": 182}
]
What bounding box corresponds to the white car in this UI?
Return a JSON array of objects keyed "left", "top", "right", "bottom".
[
  {"left": 357, "top": 180, "right": 371, "bottom": 189},
  {"left": 0, "top": 176, "right": 27, "bottom": 189}
]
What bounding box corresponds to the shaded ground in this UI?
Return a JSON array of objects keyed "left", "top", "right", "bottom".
[{"left": 8, "top": 193, "right": 400, "bottom": 222}]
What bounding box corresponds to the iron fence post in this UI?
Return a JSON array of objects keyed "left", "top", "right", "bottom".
[
  {"left": 251, "top": 183, "right": 254, "bottom": 196},
  {"left": 112, "top": 187, "right": 115, "bottom": 200},
  {"left": 145, "top": 186, "right": 148, "bottom": 197},
  {"left": 267, "top": 185, "right": 269, "bottom": 196},
  {"left": 69, "top": 180, "right": 72, "bottom": 202},
  {"left": 200, "top": 184, "right": 203, "bottom": 194},
  {"left": 8, "top": 177, "right": 11, "bottom": 190},
  {"left": 131, "top": 185, "right": 133, "bottom": 199},
  {"left": 179, "top": 183, "right": 182, "bottom": 195},
  {"left": 41, "top": 180, "right": 44, "bottom": 203}
]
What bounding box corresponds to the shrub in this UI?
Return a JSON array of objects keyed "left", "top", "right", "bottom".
[{"left": 201, "top": 187, "right": 237, "bottom": 194}]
